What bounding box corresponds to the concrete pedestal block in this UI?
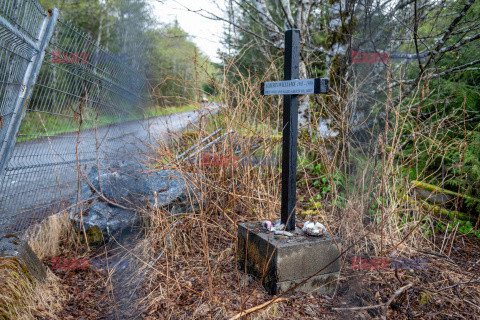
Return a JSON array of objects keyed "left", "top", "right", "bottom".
[{"left": 237, "top": 221, "right": 341, "bottom": 295}]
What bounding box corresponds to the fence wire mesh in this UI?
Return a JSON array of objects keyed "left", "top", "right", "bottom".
[{"left": 0, "top": 2, "right": 147, "bottom": 235}]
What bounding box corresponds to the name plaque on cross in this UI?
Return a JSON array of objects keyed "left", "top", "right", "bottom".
[
  {"left": 261, "top": 78, "right": 329, "bottom": 96},
  {"left": 260, "top": 29, "right": 329, "bottom": 231}
]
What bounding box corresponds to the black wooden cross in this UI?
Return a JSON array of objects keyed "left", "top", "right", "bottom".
[{"left": 261, "top": 29, "right": 329, "bottom": 231}]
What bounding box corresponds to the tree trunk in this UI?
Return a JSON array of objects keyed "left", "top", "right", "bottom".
[
  {"left": 297, "top": 60, "right": 310, "bottom": 130},
  {"left": 318, "top": 0, "right": 357, "bottom": 165}
]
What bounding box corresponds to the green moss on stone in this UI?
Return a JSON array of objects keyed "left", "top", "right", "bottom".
[{"left": 85, "top": 226, "right": 104, "bottom": 247}]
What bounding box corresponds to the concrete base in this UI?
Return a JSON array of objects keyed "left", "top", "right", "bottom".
[{"left": 237, "top": 221, "right": 341, "bottom": 295}]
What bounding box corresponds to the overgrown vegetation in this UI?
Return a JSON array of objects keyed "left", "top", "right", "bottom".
[
  {"left": 8, "top": 0, "right": 480, "bottom": 318},
  {"left": 130, "top": 55, "right": 480, "bottom": 317}
]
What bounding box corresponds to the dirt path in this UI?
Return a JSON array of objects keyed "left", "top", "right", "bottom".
[{"left": 43, "top": 231, "right": 151, "bottom": 320}]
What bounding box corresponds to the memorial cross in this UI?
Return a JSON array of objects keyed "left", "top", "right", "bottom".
[{"left": 261, "top": 29, "right": 329, "bottom": 231}]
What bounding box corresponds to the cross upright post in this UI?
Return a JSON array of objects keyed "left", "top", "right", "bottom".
[
  {"left": 281, "top": 29, "right": 300, "bottom": 231},
  {"left": 260, "top": 29, "right": 329, "bottom": 232}
]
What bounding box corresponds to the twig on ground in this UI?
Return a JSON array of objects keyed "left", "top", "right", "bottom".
[
  {"left": 228, "top": 297, "right": 287, "bottom": 320},
  {"left": 332, "top": 283, "right": 413, "bottom": 312}
]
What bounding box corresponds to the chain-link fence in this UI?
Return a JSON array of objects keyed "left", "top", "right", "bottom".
[{"left": 0, "top": 1, "right": 147, "bottom": 235}]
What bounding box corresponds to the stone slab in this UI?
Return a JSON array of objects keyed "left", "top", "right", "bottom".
[
  {"left": 237, "top": 221, "right": 341, "bottom": 295},
  {"left": 0, "top": 234, "right": 46, "bottom": 281}
]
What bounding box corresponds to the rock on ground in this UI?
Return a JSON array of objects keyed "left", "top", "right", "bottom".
[
  {"left": 71, "top": 162, "right": 201, "bottom": 242},
  {"left": 0, "top": 234, "right": 46, "bottom": 281}
]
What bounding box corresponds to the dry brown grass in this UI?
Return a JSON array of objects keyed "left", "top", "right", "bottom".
[
  {"left": 0, "top": 210, "right": 77, "bottom": 319},
  {"left": 0, "top": 256, "right": 66, "bottom": 320},
  {"left": 130, "top": 59, "right": 480, "bottom": 319},
  {"left": 25, "top": 210, "right": 77, "bottom": 261}
]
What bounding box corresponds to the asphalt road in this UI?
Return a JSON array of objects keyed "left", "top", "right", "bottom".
[{"left": 0, "top": 105, "right": 218, "bottom": 234}]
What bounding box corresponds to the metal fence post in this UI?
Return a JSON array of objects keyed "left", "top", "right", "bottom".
[{"left": 0, "top": 8, "right": 59, "bottom": 178}]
